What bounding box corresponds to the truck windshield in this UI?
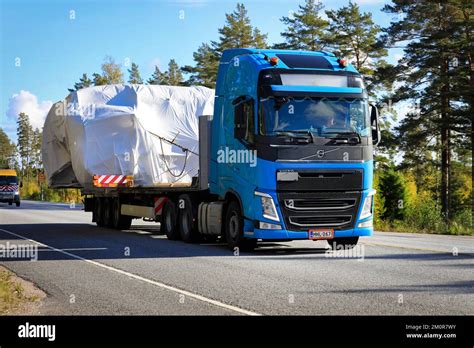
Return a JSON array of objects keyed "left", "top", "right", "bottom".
[
  {"left": 259, "top": 97, "right": 370, "bottom": 138},
  {"left": 0, "top": 176, "right": 18, "bottom": 185}
]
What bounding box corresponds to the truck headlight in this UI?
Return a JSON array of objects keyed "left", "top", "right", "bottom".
[
  {"left": 255, "top": 191, "right": 280, "bottom": 222},
  {"left": 359, "top": 190, "right": 376, "bottom": 220},
  {"left": 14, "top": 191, "right": 19, "bottom": 195}
]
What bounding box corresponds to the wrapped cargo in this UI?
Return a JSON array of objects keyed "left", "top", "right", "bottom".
[{"left": 41, "top": 84, "right": 215, "bottom": 188}]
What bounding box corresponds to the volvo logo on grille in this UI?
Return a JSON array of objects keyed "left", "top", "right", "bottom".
[{"left": 316, "top": 150, "right": 325, "bottom": 158}]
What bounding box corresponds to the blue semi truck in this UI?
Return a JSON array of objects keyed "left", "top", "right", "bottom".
[{"left": 84, "top": 48, "right": 380, "bottom": 251}]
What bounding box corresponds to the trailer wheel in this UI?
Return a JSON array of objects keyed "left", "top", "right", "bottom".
[
  {"left": 95, "top": 198, "right": 106, "bottom": 227},
  {"left": 103, "top": 198, "right": 113, "bottom": 227},
  {"left": 161, "top": 200, "right": 179, "bottom": 240},
  {"left": 225, "top": 200, "right": 257, "bottom": 251},
  {"left": 112, "top": 198, "right": 132, "bottom": 230},
  {"left": 327, "top": 237, "right": 359, "bottom": 250},
  {"left": 178, "top": 194, "right": 198, "bottom": 243}
]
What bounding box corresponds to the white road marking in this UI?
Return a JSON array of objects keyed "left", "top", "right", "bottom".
[
  {"left": 0, "top": 228, "right": 261, "bottom": 316},
  {"left": 362, "top": 241, "right": 472, "bottom": 254}
]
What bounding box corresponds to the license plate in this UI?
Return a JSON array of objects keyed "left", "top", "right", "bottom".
[{"left": 308, "top": 229, "right": 334, "bottom": 240}]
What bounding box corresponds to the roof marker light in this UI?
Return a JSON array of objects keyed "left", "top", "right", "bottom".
[
  {"left": 337, "top": 58, "right": 348, "bottom": 68},
  {"left": 269, "top": 57, "right": 279, "bottom": 66}
]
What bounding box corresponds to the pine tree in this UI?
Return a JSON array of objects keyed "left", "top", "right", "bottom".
[
  {"left": 326, "top": 1, "right": 387, "bottom": 85},
  {"left": 182, "top": 43, "right": 219, "bottom": 88},
  {"left": 379, "top": 167, "right": 408, "bottom": 222},
  {"left": 274, "top": 0, "right": 329, "bottom": 51},
  {"left": 30, "top": 129, "right": 42, "bottom": 170},
  {"left": 383, "top": 1, "right": 470, "bottom": 220},
  {"left": 185, "top": 3, "right": 267, "bottom": 87},
  {"left": 92, "top": 73, "right": 108, "bottom": 86},
  {"left": 216, "top": 3, "right": 268, "bottom": 51},
  {"left": 0, "top": 128, "right": 16, "bottom": 169},
  {"left": 68, "top": 73, "right": 92, "bottom": 92},
  {"left": 16, "top": 113, "right": 33, "bottom": 179},
  {"left": 326, "top": 2, "right": 386, "bottom": 71},
  {"left": 167, "top": 59, "right": 184, "bottom": 86},
  {"left": 128, "top": 62, "right": 143, "bottom": 84},
  {"left": 147, "top": 65, "right": 167, "bottom": 85}
]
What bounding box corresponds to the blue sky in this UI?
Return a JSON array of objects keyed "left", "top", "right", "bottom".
[{"left": 0, "top": 0, "right": 399, "bottom": 140}]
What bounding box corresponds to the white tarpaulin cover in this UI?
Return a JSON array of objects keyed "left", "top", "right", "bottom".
[{"left": 42, "top": 84, "right": 215, "bottom": 188}]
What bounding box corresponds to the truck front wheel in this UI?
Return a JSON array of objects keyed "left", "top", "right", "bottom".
[
  {"left": 162, "top": 200, "right": 179, "bottom": 240},
  {"left": 327, "top": 237, "right": 359, "bottom": 250},
  {"left": 225, "top": 201, "right": 257, "bottom": 252}
]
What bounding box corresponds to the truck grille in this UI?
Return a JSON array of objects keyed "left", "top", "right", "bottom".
[
  {"left": 284, "top": 198, "right": 357, "bottom": 210},
  {"left": 289, "top": 215, "right": 352, "bottom": 227},
  {"left": 277, "top": 191, "right": 361, "bottom": 231}
]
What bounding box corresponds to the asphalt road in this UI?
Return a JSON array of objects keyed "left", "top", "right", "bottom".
[{"left": 0, "top": 200, "right": 472, "bottom": 315}]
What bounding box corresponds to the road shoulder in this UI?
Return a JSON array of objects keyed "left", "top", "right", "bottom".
[{"left": 0, "top": 265, "right": 46, "bottom": 315}]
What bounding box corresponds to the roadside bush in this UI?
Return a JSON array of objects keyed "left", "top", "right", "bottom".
[
  {"left": 403, "top": 191, "right": 445, "bottom": 233},
  {"left": 379, "top": 167, "right": 408, "bottom": 222},
  {"left": 448, "top": 210, "right": 474, "bottom": 235}
]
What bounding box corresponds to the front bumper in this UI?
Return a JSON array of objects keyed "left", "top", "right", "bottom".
[
  {"left": 0, "top": 194, "right": 20, "bottom": 203},
  {"left": 248, "top": 187, "right": 375, "bottom": 240},
  {"left": 246, "top": 225, "right": 373, "bottom": 240}
]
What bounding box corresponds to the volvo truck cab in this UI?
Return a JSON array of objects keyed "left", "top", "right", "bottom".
[{"left": 210, "top": 49, "right": 380, "bottom": 250}]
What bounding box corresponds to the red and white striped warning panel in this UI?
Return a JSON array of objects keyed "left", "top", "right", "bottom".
[
  {"left": 154, "top": 196, "right": 168, "bottom": 216},
  {"left": 93, "top": 175, "right": 133, "bottom": 187},
  {"left": 0, "top": 184, "right": 18, "bottom": 192}
]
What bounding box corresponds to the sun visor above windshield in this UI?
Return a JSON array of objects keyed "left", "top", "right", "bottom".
[{"left": 265, "top": 85, "right": 365, "bottom": 99}]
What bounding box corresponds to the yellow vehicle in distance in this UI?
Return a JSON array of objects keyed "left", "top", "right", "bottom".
[{"left": 0, "top": 169, "right": 21, "bottom": 207}]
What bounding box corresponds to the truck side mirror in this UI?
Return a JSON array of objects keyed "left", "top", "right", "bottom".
[
  {"left": 233, "top": 96, "right": 254, "bottom": 140},
  {"left": 370, "top": 104, "right": 381, "bottom": 146}
]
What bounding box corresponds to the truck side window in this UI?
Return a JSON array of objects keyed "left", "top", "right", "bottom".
[
  {"left": 233, "top": 96, "right": 255, "bottom": 144},
  {"left": 243, "top": 100, "right": 255, "bottom": 143}
]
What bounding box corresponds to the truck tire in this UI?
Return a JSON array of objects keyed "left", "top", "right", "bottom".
[
  {"left": 15, "top": 201, "right": 20, "bottom": 207},
  {"left": 327, "top": 237, "right": 359, "bottom": 250},
  {"left": 103, "top": 198, "right": 113, "bottom": 227},
  {"left": 162, "top": 200, "right": 179, "bottom": 240},
  {"left": 225, "top": 200, "right": 257, "bottom": 251},
  {"left": 8, "top": 202, "right": 12, "bottom": 206},
  {"left": 112, "top": 198, "right": 132, "bottom": 230},
  {"left": 96, "top": 198, "right": 106, "bottom": 227},
  {"left": 178, "top": 194, "right": 198, "bottom": 243}
]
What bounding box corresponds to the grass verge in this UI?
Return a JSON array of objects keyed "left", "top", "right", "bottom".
[{"left": 0, "top": 266, "right": 43, "bottom": 315}]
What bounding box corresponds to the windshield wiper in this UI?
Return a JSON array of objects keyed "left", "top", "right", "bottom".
[
  {"left": 321, "top": 131, "right": 361, "bottom": 144},
  {"left": 272, "top": 130, "right": 315, "bottom": 144}
]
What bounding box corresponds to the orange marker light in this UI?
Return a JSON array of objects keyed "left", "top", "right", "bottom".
[
  {"left": 269, "top": 57, "right": 279, "bottom": 66},
  {"left": 337, "top": 58, "right": 348, "bottom": 68}
]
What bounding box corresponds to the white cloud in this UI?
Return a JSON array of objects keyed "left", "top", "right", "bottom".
[{"left": 6, "top": 90, "right": 53, "bottom": 130}]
